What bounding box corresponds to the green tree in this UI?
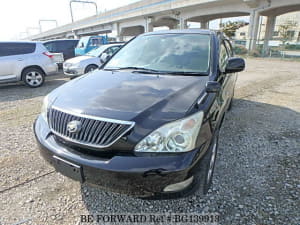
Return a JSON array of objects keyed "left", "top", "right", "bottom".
[
  {"left": 278, "top": 20, "right": 298, "bottom": 46},
  {"left": 220, "top": 21, "right": 248, "bottom": 39}
]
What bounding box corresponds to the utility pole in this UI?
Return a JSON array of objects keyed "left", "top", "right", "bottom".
[{"left": 69, "top": 0, "right": 98, "bottom": 23}]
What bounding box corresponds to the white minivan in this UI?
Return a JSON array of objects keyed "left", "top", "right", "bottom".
[{"left": 0, "top": 41, "right": 58, "bottom": 87}]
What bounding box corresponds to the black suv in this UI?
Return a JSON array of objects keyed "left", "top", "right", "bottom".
[{"left": 34, "top": 29, "right": 245, "bottom": 198}]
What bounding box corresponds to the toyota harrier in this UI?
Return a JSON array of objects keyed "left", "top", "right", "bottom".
[{"left": 34, "top": 29, "right": 245, "bottom": 198}]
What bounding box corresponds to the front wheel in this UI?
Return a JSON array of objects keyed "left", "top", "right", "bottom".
[
  {"left": 202, "top": 133, "right": 219, "bottom": 194},
  {"left": 144, "top": 131, "right": 219, "bottom": 199},
  {"left": 192, "top": 130, "right": 219, "bottom": 196},
  {"left": 84, "top": 65, "right": 98, "bottom": 74},
  {"left": 22, "top": 68, "right": 45, "bottom": 88}
]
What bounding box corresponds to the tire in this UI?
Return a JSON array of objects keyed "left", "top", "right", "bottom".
[
  {"left": 22, "top": 67, "right": 45, "bottom": 88},
  {"left": 227, "top": 97, "right": 233, "bottom": 111},
  {"left": 84, "top": 65, "right": 98, "bottom": 74},
  {"left": 191, "top": 131, "right": 219, "bottom": 196},
  {"left": 228, "top": 91, "right": 234, "bottom": 111},
  {"left": 142, "top": 131, "right": 219, "bottom": 200},
  {"left": 202, "top": 132, "right": 219, "bottom": 194}
]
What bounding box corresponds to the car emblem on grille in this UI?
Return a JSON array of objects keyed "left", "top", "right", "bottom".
[{"left": 67, "top": 120, "right": 82, "bottom": 133}]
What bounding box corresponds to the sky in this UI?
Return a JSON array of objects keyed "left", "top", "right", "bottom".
[
  {"left": 0, "top": 0, "right": 140, "bottom": 40},
  {"left": 0, "top": 0, "right": 248, "bottom": 41}
]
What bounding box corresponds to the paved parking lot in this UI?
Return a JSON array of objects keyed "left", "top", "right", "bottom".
[{"left": 0, "top": 58, "right": 299, "bottom": 225}]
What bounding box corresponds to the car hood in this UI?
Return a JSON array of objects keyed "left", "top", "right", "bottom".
[
  {"left": 65, "top": 55, "right": 95, "bottom": 64},
  {"left": 51, "top": 70, "right": 208, "bottom": 135}
]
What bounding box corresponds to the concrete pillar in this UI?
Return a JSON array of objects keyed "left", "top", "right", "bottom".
[
  {"left": 112, "top": 22, "right": 123, "bottom": 41},
  {"left": 247, "top": 10, "right": 260, "bottom": 51},
  {"left": 145, "top": 17, "right": 153, "bottom": 33},
  {"left": 200, "top": 20, "right": 209, "bottom": 29},
  {"left": 117, "top": 36, "right": 124, "bottom": 41},
  {"left": 262, "top": 15, "right": 276, "bottom": 56},
  {"left": 179, "top": 18, "right": 187, "bottom": 29}
]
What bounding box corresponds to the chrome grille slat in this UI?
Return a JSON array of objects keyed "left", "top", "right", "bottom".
[
  {"left": 58, "top": 110, "right": 64, "bottom": 134},
  {"left": 78, "top": 119, "right": 90, "bottom": 140},
  {"left": 90, "top": 121, "right": 106, "bottom": 143},
  {"left": 61, "top": 112, "right": 68, "bottom": 135},
  {"left": 96, "top": 122, "right": 111, "bottom": 145},
  {"left": 87, "top": 121, "right": 100, "bottom": 143},
  {"left": 102, "top": 123, "right": 118, "bottom": 145},
  {"left": 55, "top": 110, "right": 60, "bottom": 131},
  {"left": 53, "top": 109, "right": 58, "bottom": 131},
  {"left": 106, "top": 124, "right": 124, "bottom": 144},
  {"left": 83, "top": 120, "right": 95, "bottom": 142},
  {"left": 48, "top": 107, "right": 134, "bottom": 148},
  {"left": 100, "top": 123, "right": 114, "bottom": 145}
]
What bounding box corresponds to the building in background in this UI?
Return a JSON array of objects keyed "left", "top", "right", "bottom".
[{"left": 235, "top": 12, "right": 300, "bottom": 45}]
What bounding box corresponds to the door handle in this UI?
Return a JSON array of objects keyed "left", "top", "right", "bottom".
[{"left": 17, "top": 58, "right": 24, "bottom": 61}]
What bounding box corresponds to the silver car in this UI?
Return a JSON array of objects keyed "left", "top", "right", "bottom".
[
  {"left": 63, "top": 43, "right": 123, "bottom": 78},
  {"left": 0, "top": 41, "right": 58, "bottom": 87}
]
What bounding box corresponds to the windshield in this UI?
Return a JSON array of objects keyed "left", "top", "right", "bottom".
[
  {"left": 104, "top": 34, "right": 211, "bottom": 74},
  {"left": 85, "top": 45, "right": 108, "bottom": 57},
  {"left": 76, "top": 37, "right": 89, "bottom": 49},
  {"left": 89, "top": 37, "right": 103, "bottom": 46}
]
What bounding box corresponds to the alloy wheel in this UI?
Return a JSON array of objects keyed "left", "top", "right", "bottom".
[{"left": 25, "top": 71, "right": 43, "bottom": 87}]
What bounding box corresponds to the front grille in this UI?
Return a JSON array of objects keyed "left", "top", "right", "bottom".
[{"left": 48, "top": 107, "right": 134, "bottom": 148}]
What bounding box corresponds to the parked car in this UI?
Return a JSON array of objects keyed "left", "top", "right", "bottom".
[
  {"left": 63, "top": 43, "right": 123, "bottom": 78},
  {"left": 34, "top": 29, "right": 245, "bottom": 198},
  {"left": 43, "top": 39, "right": 79, "bottom": 61},
  {"left": 74, "top": 36, "right": 109, "bottom": 56},
  {"left": 0, "top": 41, "right": 58, "bottom": 87}
]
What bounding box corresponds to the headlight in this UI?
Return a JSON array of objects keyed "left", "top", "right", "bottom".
[
  {"left": 64, "top": 62, "right": 72, "bottom": 67},
  {"left": 71, "top": 63, "right": 80, "bottom": 68},
  {"left": 134, "top": 111, "right": 204, "bottom": 153},
  {"left": 41, "top": 95, "right": 50, "bottom": 122}
]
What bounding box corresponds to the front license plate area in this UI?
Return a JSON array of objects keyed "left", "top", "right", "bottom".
[{"left": 52, "top": 155, "right": 84, "bottom": 182}]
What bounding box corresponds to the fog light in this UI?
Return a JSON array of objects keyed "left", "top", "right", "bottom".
[{"left": 163, "top": 176, "right": 194, "bottom": 192}]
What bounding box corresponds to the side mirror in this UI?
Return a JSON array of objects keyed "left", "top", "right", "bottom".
[
  {"left": 100, "top": 53, "right": 110, "bottom": 64},
  {"left": 206, "top": 81, "right": 221, "bottom": 93},
  {"left": 225, "top": 57, "right": 245, "bottom": 73}
]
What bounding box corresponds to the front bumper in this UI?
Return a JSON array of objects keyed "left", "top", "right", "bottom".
[
  {"left": 63, "top": 66, "right": 84, "bottom": 77},
  {"left": 34, "top": 115, "right": 208, "bottom": 197}
]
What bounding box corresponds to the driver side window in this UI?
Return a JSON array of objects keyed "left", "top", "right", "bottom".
[{"left": 219, "top": 42, "right": 229, "bottom": 72}]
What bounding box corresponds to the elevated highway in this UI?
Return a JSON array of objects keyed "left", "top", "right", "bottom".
[{"left": 28, "top": 0, "right": 300, "bottom": 52}]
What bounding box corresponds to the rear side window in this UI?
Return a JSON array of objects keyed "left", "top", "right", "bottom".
[
  {"left": 0, "top": 43, "right": 36, "bottom": 56},
  {"left": 57, "top": 41, "right": 77, "bottom": 50},
  {"left": 44, "top": 42, "right": 55, "bottom": 52}
]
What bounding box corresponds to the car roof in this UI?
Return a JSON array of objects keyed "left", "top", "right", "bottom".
[
  {"left": 43, "top": 39, "right": 79, "bottom": 43},
  {"left": 102, "top": 43, "right": 124, "bottom": 47},
  {"left": 142, "top": 29, "right": 218, "bottom": 36},
  {"left": 0, "top": 41, "right": 42, "bottom": 44}
]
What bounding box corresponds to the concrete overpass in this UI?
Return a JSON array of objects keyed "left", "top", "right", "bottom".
[{"left": 28, "top": 0, "right": 300, "bottom": 52}]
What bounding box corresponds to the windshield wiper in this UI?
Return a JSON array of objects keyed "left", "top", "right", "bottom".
[
  {"left": 161, "top": 71, "right": 208, "bottom": 76},
  {"left": 104, "top": 67, "right": 207, "bottom": 76},
  {"left": 104, "top": 67, "right": 164, "bottom": 74}
]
